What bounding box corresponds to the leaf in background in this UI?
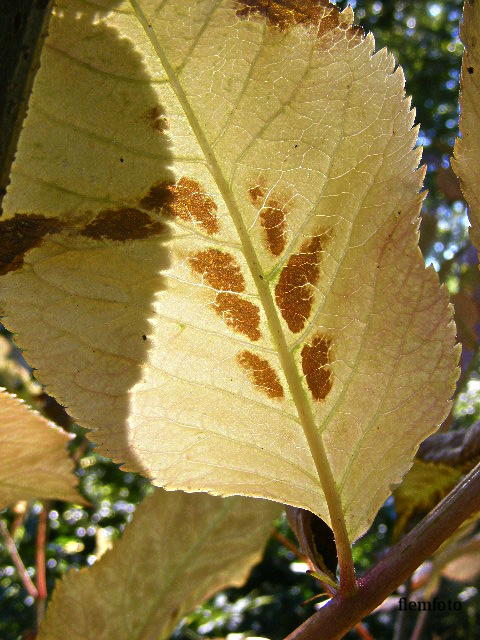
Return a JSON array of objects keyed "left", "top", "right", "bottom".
[
  {"left": 452, "top": 0, "right": 480, "bottom": 251},
  {"left": 418, "top": 421, "right": 480, "bottom": 466},
  {"left": 393, "top": 422, "right": 480, "bottom": 540},
  {"left": 0, "top": 0, "right": 458, "bottom": 541},
  {"left": 38, "top": 490, "right": 279, "bottom": 640},
  {"left": 441, "top": 534, "right": 480, "bottom": 583},
  {"left": 392, "top": 460, "right": 463, "bottom": 540},
  {"left": 0, "top": 389, "right": 84, "bottom": 508}
]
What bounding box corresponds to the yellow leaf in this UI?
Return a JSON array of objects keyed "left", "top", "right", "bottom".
[
  {"left": 441, "top": 534, "right": 480, "bottom": 583},
  {"left": 393, "top": 460, "right": 463, "bottom": 540},
  {"left": 0, "top": 0, "right": 458, "bottom": 541},
  {"left": 0, "top": 389, "right": 84, "bottom": 508},
  {"left": 38, "top": 490, "right": 279, "bottom": 640},
  {"left": 452, "top": 0, "right": 480, "bottom": 250}
]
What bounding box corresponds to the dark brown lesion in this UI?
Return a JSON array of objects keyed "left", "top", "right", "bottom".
[
  {"left": 275, "top": 229, "right": 331, "bottom": 333},
  {"left": 139, "top": 181, "right": 175, "bottom": 212},
  {"left": 237, "top": 350, "right": 284, "bottom": 398},
  {"left": 140, "top": 177, "right": 219, "bottom": 235},
  {"left": 81, "top": 208, "right": 167, "bottom": 241},
  {"left": 189, "top": 249, "right": 262, "bottom": 341},
  {"left": 234, "top": 0, "right": 363, "bottom": 43},
  {"left": 249, "top": 182, "right": 288, "bottom": 257},
  {"left": 0, "top": 214, "right": 64, "bottom": 275},
  {"left": 144, "top": 106, "right": 169, "bottom": 133},
  {"left": 301, "top": 334, "right": 333, "bottom": 401}
]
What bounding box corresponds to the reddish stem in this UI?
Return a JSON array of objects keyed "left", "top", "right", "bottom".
[
  {"left": 35, "top": 505, "right": 48, "bottom": 626},
  {"left": 409, "top": 610, "right": 428, "bottom": 640},
  {"left": 0, "top": 520, "right": 38, "bottom": 599},
  {"left": 354, "top": 622, "right": 375, "bottom": 640},
  {"left": 272, "top": 530, "right": 308, "bottom": 561}
]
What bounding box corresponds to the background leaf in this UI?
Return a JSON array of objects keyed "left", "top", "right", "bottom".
[
  {"left": 0, "top": 389, "right": 84, "bottom": 508},
  {"left": 38, "top": 490, "right": 280, "bottom": 640},
  {"left": 452, "top": 0, "right": 480, "bottom": 250}
]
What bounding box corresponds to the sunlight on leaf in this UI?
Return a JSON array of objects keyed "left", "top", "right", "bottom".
[{"left": 0, "top": 0, "right": 458, "bottom": 541}]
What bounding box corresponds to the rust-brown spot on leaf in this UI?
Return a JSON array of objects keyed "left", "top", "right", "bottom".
[
  {"left": 139, "top": 181, "right": 174, "bottom": 212},
  {"left": 249, "top": 184, "right": 266, "bottom": 205},
  {"left": 237, "top": 350, "right": 284, "bottom": 398},
  {"left": 0, "top": 214, "right": 63, "bottom": 275},
  {"left": 145, "top": 106, "right": 169, "bottom": 132},
  {"left": 275, "top": 231, "right": 331, "bottom": 333},
  {"left": 249, "top": 183, "right": 288, "bottom": 256},
  {"left": 317, "top": 7, "right": 339, "bottom": 35},
  {"left": 301, "top": 334, "right": 332, "bottom": 400},
  {"left": 189, "top": 250, "right": 261, "bottom": 340},
  {"left": 214, "top": 293, "right": 261, "bottom": 341},
  {"left": 260, "top": 199, "right": 287, "bottom": 256},
  {"left": 235, "top": 0, "right": 362, "bottom": 42},
  {"left": 81, "top": 208, "right": 167, "bottom": 241},
  {"left": 189, "top": 249, "right": 245, "bottom": 292},
  {"left": 141, "top": 177, "right": 219, "bottom": 235}
]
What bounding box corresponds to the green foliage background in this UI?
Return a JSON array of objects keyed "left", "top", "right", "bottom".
[{"left": 1, "top": 1, "right": 480, "bottom": 639}]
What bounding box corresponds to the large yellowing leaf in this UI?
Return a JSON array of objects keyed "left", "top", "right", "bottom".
[
  {"left": 0, "top": 0, "right": 458, "bottom": 541},
  {"left": 453, "top": 0, "right": 480, "bottom": 250},
  {"left": 38, "top": 490, "right": 279, "bottom": 640},
  {"left": 0, "top": 390, "right": 84, "bottom": 508}
]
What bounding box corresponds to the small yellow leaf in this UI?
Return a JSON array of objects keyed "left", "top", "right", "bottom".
[
  {"left": 393, "top": 460, "right": 463, "bottom": 540},
  {"left": 38, "top": 490, "right": 280, "bottom": 640},
  {"left": 441, "top": 534, "right": 480, "bottom": 583},
  {"left": 0, "top": 389, "right": 84, "bottom": 508}
]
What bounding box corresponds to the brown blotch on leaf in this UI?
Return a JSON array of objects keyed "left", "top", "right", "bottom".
[
  {"left": 145, "top": 106, "right": 169, "bottom": 133},
  {"left": 237, "top": 350, "right": 284, "bottom": 398},
  {"left": 81, "top": 208, "right": 167, "bottom": 241},
  {"left": 301, "top": 334, "right": 332, "bottom": 401},
  {"left": 235, "top": 0, "right": 363, "bottom": 43},
  {"left": 141, "top": 177, "right": 219, "bottom": 235},
  {"left": 260, "top": 199, "right": 288, "bottom": 256},
  {"left": 275, "top": 230, "right": 331, "bottom": 333},
  {"left": 189, "top": 249, "right": 245, "bottom": 292},
  {"left": 249, "top": 184, "right": 287, "bottom": 256},
  {"left": 249, "top": 184, "right": 266, "bottom": 204},
  {"left": 189, "top": 249, "right": 260, "bottom": 340},
  {"left": 139, "top": 181, "right": 174, "bottom": 212},
  {"left": 0, "top": 214, "right": 63, "bottom": 275},
  {"left": 214, "top": 293, "right": 261, "bottom": 341}
]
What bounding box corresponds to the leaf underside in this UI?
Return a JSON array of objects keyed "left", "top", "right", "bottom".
[
  {"left": 0, "top": 0, "right": 458, "bottom": 540},
  {"left": 38, "top": 490, "right": 279, "bottom": 640}
]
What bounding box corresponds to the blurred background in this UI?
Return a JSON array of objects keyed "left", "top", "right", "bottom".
[{"left": 1, "top": 1, "right": 479, "bottom": 639}]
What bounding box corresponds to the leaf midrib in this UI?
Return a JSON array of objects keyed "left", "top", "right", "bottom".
[{"left": 128, "top": 0, "right": 347, "bottom": 538}]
